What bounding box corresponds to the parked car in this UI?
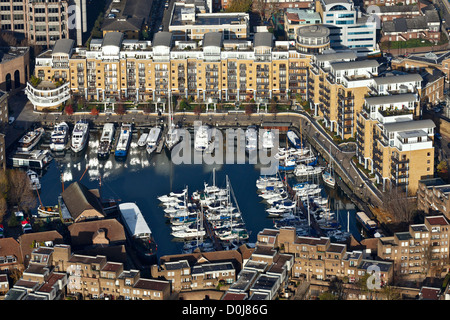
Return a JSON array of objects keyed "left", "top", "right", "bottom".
[
  {"left": 435, "top": 132, "right": 442, "bottom": 140},
  {"left": 8, "top": 116, "right": 15, "bottom": 124}
]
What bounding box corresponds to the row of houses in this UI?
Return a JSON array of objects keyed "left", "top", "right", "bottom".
[{"left": 1, "top": 207, "right": 450, "bottom": 300}]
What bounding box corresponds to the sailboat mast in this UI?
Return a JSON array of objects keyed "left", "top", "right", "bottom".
[{"left": 347, "top": 211, "right": 350, "bottom": 233}]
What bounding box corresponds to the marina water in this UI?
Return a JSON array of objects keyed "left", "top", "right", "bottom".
[{"left": 34, "top": 129, "right": 362, "bottom": 258}]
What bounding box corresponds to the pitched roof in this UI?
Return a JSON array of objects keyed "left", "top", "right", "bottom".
[
  {"left": 383, "top": 119, "right": 435, "bottom": 133},
  {"left": 331, "top": 59, "right": 379, "bottom": 71},
  {"left": 426, "top": 215, "right": 449, "bottom": 226},
  {"left": 420, "top": 287, "right": 441, "bottom": 300},
  {"left": 61, "top": 181, "right": 104, "bottom": 220},
  {"left": 17, "top": 231, "right": 64, "bottom": 265},
  {"left": 0, "top": 237, "right": 22, "bottom": 264},
  {"left": 374, "top": 73, "right": 423, "bottom": 85},
  {"left": 68, "top": 218, "right": 126, "bottom": 247},
  {"left": 102, "top": 31, "right": 124, "bottom": 47},
  {"left": 203, "top": 32, "right": 223, "bottom": 48},
  {"left": 383, "top": 16, "right": 428, "bottom": 33},
  {"left": 253, "top": 32, "right": 273, "bottom": 48},
  {"left": 365, "top": 93, "right": 417, "bottom": 105},
  {"left": 52, "top": 39, "right": 75, "bottom": 55},
  {"left": 102, "top": 17, "right": 144, "bottom": 31},
  {"left": 152, "top": 31, "right": 173, "bottom": 47}
]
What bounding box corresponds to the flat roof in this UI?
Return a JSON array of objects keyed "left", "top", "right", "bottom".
[{"left": 398, "top": 129, "right": 428, "bottom": 139}]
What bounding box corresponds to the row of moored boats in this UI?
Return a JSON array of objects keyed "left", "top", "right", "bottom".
[{"left": 157, "top": 171, "right": 249, "bottom": 253}]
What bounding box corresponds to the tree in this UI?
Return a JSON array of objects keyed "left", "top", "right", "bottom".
[
  {"left": 381, "top": 186, "right": 416, "bottom": 223},
  {"left": 318, "top": 292, "right": 337, "bottom": 300},
  {"left": 179, "top": 98, "right": 190, "bottom": 110},
  {"left": 253, "top": 0, "right": 267, "bottom": 22},
  {"left": 7, "top": 169, "right": 37, "bottom": 212},
  {"left": 245, "top": 104, "right": 255, "bottom": 117},
  {"left": 0, "top": 170, "right": 8, "bottom": 223},
  {"left": 269, "top": 100, "right": 279, "bottom": 114},
  {"left": 381, "top": 285, "right": 401, "bottom": 300},
  {"left": 225, "top": 0, "right": 252, "bottom": 12},
  {"left": 116, "top": 103, "right": 126, "bottom": 115},
  {"left": 90, "top": 106, "right": 99, "bottom": 116},
  {"left": 65, "top": 105, "right": 74, "bottom": 115},
  {"left": 328, "top": 277, "right": 346, "bottom": 300},
  {"left": 194, "top": 104, "right": 202, "bottom": 116}
]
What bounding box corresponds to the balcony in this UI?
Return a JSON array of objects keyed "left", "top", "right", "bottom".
[
  {"left": 26, "top": 80, "right": 70, "bottom": 110},
  {"left": 391, "top": 156, "right": 409, "bottom": 164}
]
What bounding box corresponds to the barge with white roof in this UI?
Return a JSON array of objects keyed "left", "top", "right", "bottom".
[{"left": 119, "top": 202, "right": 157, "bottom": 264}]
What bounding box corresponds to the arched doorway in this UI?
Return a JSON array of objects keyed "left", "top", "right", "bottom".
[
  {"left": 5, "top": 73, "right": 11, "bottom": 91},
  {"left": 14, "top": 70, "right": 20, "bottom": 89}
]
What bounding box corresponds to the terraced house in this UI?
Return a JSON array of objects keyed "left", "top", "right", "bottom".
[
  {"left": 257, "top": 228, "right": 394, "bottom": 285},
  {"left": 27, "top": 30, "right": 312, "bottom": 110}
]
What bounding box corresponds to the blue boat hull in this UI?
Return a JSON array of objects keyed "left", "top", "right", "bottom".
[{"left": 115, "top": 150, "right": 128, "bottom": 157}]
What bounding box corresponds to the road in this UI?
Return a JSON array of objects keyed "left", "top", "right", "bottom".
[{"left": 435, "top": 0, "right": 450, "bottom": 30}]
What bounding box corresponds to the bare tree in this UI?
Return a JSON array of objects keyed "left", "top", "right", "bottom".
[
  {"left": 7, "top": 169, "right": 37, "bottom": 212},
  {"left": 381, "top": 186, "right": 415, "bottom": 223},
  {"left": 253, "top": 0, "right": 267, "bottom": 22},
  {"left": 381, "top": 285, "right": 401, "bottom": 300}
]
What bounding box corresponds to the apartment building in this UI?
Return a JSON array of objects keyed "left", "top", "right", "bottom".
[
  {"left": 151, "top": 259, "right": 236, "bottom": 292},
  {"left": 295, "top": 24, "right": 331, "bottom": 54},
  {"left": 284, "top": 8, "right": 322, "bottom": 40},
  {"left": 0, "top": 0, "right": 70, "bottom": 47},
  {"left": 381, "top": 12, "right": 441, "bottom": 44},
  {"left": 370, "top": 4, "right": 421, "bottom": 23},
  {"left": 355, "top": 73, "right": 435, "bottom": 194},
  {"left": 258, "top": 227, "right": 394, "bottom": 285},
  {"left": 417, "top": 178, "right": 450, "bottom": 220},
  {"left": 363, "top": 0, "right": 416, "bottom": 6},
  {"left": 51, "top": 244, "right": 171, "bottom": 300},
  {"left": 101, "top": 0, "right": 153, "bottom": 40},
  {"left": 377, "top": 215, "right": 450, "bottom": 279},
  {"left": 391, "top": 51, "right": 450, "bottom": 82},
  {"left": 168, "top": 2, "right": 249, "bottom": 41},
  {"left": 28, "top": 31, "right": 312, "bottom": 109},
  {"left": 150, "top": 246, "right": 253, "bottom": 292},
  {"left": 315, "top": 0, "right": 378, "bottom": 54},
  {"left": 309, "top": 51, "right": 378, "bottom": 139},
  {"left": 0, "top": 46, "right": 30, "bottom": 93},
  {"left": 0, "top": 90, "right": 8, "bottom": 124}
]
